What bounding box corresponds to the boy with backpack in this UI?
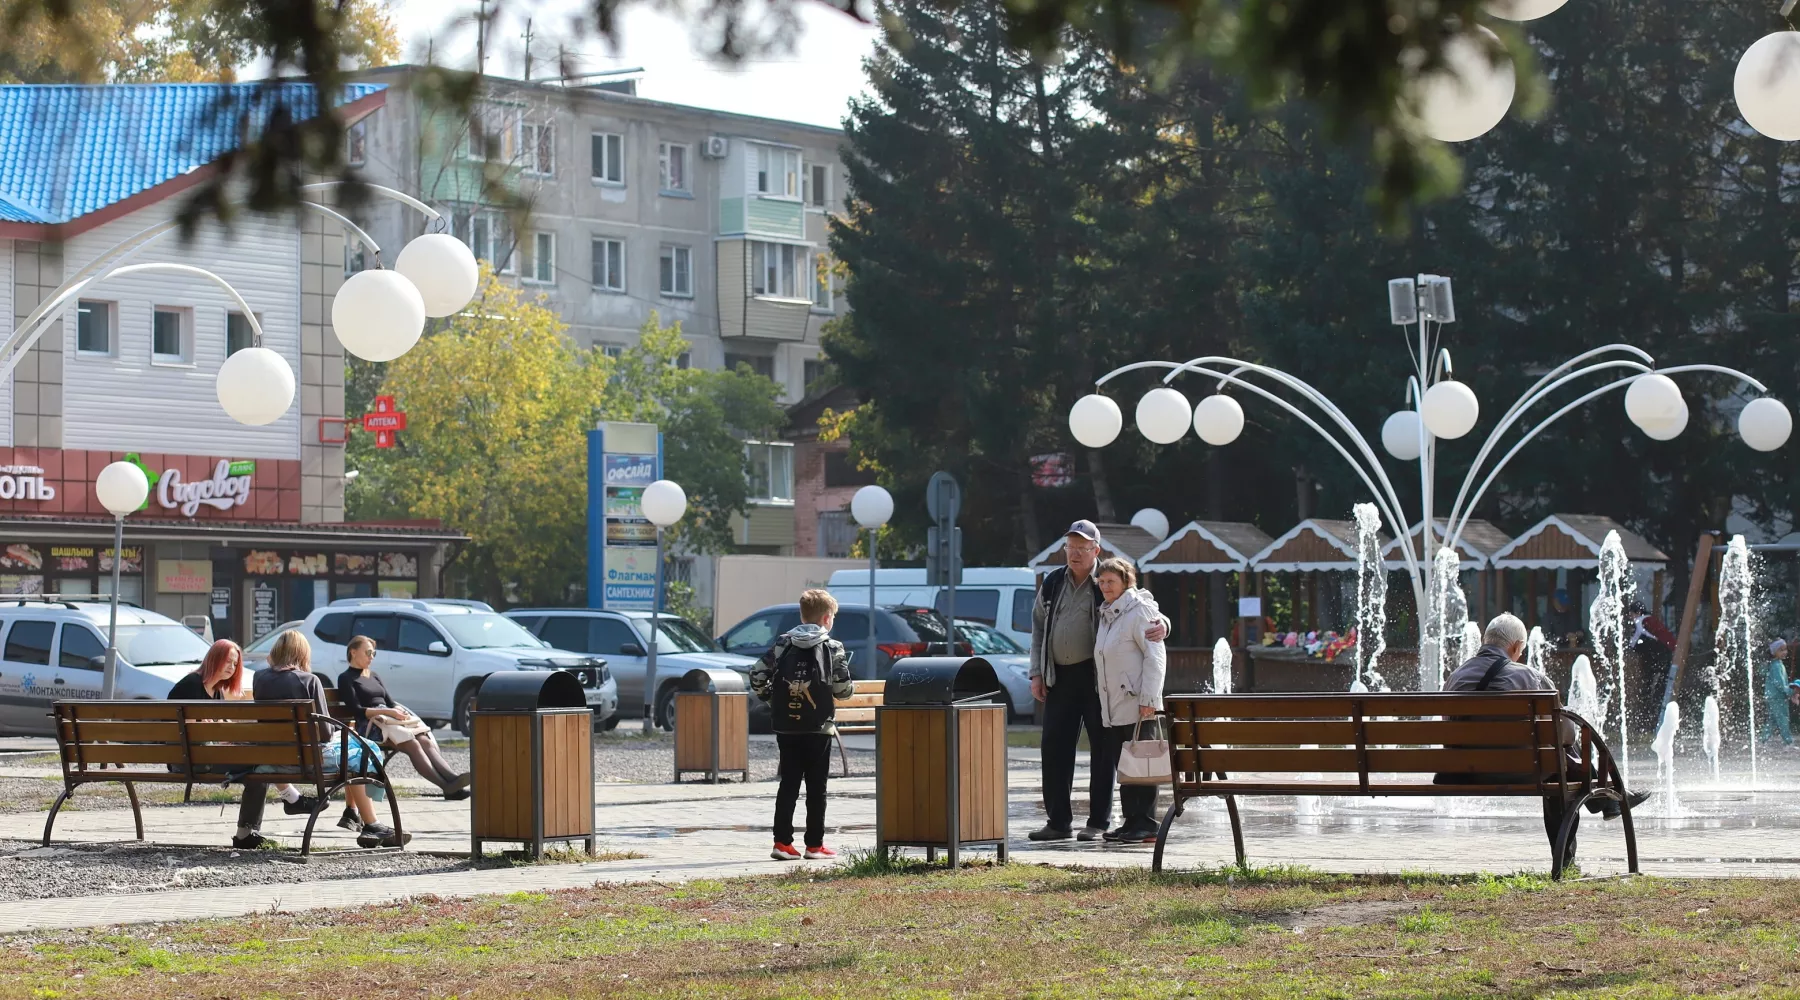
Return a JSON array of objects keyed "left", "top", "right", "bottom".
[{"left": 751, "top": 588, "right": 855, "bottom": 861}]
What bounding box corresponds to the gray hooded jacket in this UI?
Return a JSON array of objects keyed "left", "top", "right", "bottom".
[{"left": 750, "top": 623, "right": 855, "bottom": 734}]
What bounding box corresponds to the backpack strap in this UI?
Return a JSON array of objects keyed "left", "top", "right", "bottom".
[{"left": 1475, "top": 652, "right": 1511, "bottom": 692}]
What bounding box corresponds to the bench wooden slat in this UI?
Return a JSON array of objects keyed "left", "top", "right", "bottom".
[
  {"left": 61, "top": 701, "right": 307, "bottom": 722},
  {"left": 1364, "top": 747, "right": 1551, "bottom": 774},
  {"left": 63, "top": 743, "right": 188, "bottom": 765},
  {"left": 58, "top": 721, "right": 184, "bottom": 743},
  {"left": 1362, "top": 719, "right": 1556, "bottom": 746},
  {"left": 1167, "top": 693, "right": 1556, "bottom": 720},
  {"left": 186, "top": 745, "right": 316, "bottom": 766},
  {"left": 1196, "top": 748, "right": 1362, "bottom": 772},
  {"left": 1192, "top": 720, "right": 1358, "bottom": 744},
  {"left": 184, "top": 722, "right": 321, "bottom": 744},
  {"left": 1186, "top": 780, "right": 1568, "bottom": 795}
]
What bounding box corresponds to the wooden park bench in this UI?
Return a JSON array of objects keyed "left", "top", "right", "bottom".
[
  {"left": 832, "top": 679, "right": 885, "bottom": 776},
  {"left": 1153, "top": 692, "right": 1638, "bottom": 880},
  {"left": 47, "top": 699, "right": 403, "bottom": 857}
]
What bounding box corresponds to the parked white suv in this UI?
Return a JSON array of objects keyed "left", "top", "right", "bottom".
[
  {"left": 0, "top": 600, "right": 211, "bottom": 735},
  {"left": 294, "top": 598, "right": 619, "bottom": 735}
]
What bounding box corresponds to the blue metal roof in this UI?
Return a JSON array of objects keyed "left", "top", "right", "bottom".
[{"left": 0, "top": 82, "right": 385, "bottom": 226}]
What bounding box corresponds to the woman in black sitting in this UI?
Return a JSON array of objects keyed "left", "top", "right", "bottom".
[{"left": 337, "top": 634, "right": 471, "bottom": 800}]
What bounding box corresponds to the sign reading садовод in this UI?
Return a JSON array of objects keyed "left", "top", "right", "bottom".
[{"left": 157, "top": 459, "right": 256, "bottom": 517}]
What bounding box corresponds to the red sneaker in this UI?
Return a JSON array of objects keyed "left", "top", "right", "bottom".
[
  {"left": 804, "top": 844, "right": 838, "bottom": 860},
  {"left": 770, "top": 842, "right": 802, "bottom": 861}
]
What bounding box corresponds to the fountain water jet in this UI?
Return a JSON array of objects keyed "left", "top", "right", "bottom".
[
  {"left": 1589, "top": 530, "right": 1634, "bottom": 782},
  {"left": 1526, "top": 626, "right": 1548, "bottom": 676},
  {"left": 1425, "top": 547, "right": 1470, "bottom": 689},
  {"left": 1650, "top": 701, "right": 1682, "bottom": 816},
  {"left": 1212, "top": 637, "right": 1233, "bottom": 695},
  {"left": 1713, "top": 535, "right": 1757, "bottom": 786},
  {"left": 1351, "top": 503, "right": 1389, "bottom": 692},
  {"left": 1461, "top": 620, "right": 1482, "bottom": 666},
  {"left": 1702, "top": 695, "right": 1722, "bottom": 784},
  {"left": 1567, "top": 655, "right": 1600, "bottom": 727}
]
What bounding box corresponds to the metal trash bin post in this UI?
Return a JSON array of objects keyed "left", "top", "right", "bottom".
[
  {"left": 874, "top": 656, "right": 1009, "bottom": 866},
  {"left": 673, "top": 667, "right": 751, "bottom": 783},
  {"left": 470, "top": 670, "right": 596, "bottom": 858}
]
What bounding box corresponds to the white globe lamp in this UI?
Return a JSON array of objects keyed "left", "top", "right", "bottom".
[
  {"left": 1382, "top": 410, "right": 1424, "bottom": 460},
  {"left": 332, "top": 268, "right": 427, "bottom": 362},
  {"left": 1420, "top": 380, "right": 1480, "bottom": 439},
  {"left": 1740, "top": 397, "right": 1793, "bottom": 452},
  {"left": 1136, "top": 387, "right": 1192, "bottom": 445},
  {"left": 1069, "top": 394, "right": 1123, "bottom": 448},
  {"left": 1623, "top": 374, "right": 1684, "bottom": 430},
  {"left": 216, "top": 347, "right": 295, "bottom": 426},
  {"left": 95, "top": 461, "right": 150, "bottom": 517},
  {"left": 394, "top": 233, "right": 481, "bottom": 317},
  {"left": 1640, "top": 398, "right": 1689, "bottom": 441},
  {"left": 1736, "top": 32, "right": 1800, "bottom": 141},
  {"left": 851, "top": 485, "right": 894, "bottom": 529},
  {"left": 1130, "top": 508, "right": 1170, "bottom": 542},
  {"left": 1485, "top": 0, "right": 1569, "bottom": 20},
  {"left": 1193, "top": 393, "right": 1246, "bottom": 446},
  {"left": 1408, "top": 27, "right": 1516, "bottom": 143},
  {"left": 640, "top": 479, "right": 688, "bottom": 527}
]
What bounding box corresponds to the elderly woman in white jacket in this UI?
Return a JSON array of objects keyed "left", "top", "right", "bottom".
[{"left": 1093, "top": 557, "right": 1167, "bottom": 844}]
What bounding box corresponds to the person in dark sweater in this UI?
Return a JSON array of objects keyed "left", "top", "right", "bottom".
[
  {"left": 240, "top": 631, "right": 408, "bottom": 849},
  {"left": 338, "top": 635, "right": 470, "bottom": 799},
  {"left": 174, "top": 640, "right": 318, "bottom": 818}
]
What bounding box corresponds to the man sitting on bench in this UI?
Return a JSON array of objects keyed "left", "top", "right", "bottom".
[{"left": 1439, "top": 613, "right": 1650, "bottom": 871}]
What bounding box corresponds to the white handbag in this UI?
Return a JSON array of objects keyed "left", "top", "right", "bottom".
[{"left": 1117, "top": 716, "right": 1173, "bottom": 786}]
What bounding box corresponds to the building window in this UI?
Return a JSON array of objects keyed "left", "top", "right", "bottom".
[
  {"left": 346, "top": 119, "right": 367, "bottom": 166},
  {"left": 591, "top": 237, "right": 625, "bottom": 292},
  {"left": 591, "top": 132, "right": 624, "bottom": 184},
  {"left": 226, "top": 311, "right": 257, "bottom": 357},
  {"left": 750, "top": 241, "right": 803, "bottom": 298},
  {"left": 755, "top": 145, "right": 800, "bottom": 198},
  {"left": 600, "top": 344, "right": 624, "bottom": 358},
  {"left": 462, "top": 104, "right": 519, "bottom": 162},
  {"left": 725, "top": 352, "right": 775, "bottom": 380},
  {"left": 659, "top": 142, "right": 690, "bottom": 193},
  {"left": 345, "top": 242, "right": 367, "bottom": 275},
  {"left": 824, "top": 451, "right": 877, "bottom": 488},
  {"left": 745, "top": 441, "right": 795, "bottom": 503},
  {"left": 811, "top": 252, "right": 834, "bottom": 311},
  {"left": 528, "top": 231, "right": 556, "bottom": 283},
  {"left": 659, "top": 245, "right": 692, "bottom": 297},
  {"left": 522, "top": 122, "right": 555, "bottom": 175},
  {"left": 76, "top": 300, "right": 112, "bottom": 355},
  {"left": 803, "top": 358, "right": 829, "bottom": 393},
  {"left": 805, "top": 164, "right": 829, "bottom": 208},
  {"left": 152, "top": 307, "right": 190, "bottom": 364},
  {"left": 676, "top": 351, "right": 692, "bottom": 369},
  {"left": 455, "top": 207, "right": 515, "bottom": 273}
]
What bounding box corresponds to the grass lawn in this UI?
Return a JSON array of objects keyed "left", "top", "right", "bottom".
[{"left": 3, "top": 862, "right": 1798, "bottom": 999}]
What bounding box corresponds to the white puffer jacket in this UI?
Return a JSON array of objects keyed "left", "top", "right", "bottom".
[{"left": 1094, "top": 587, "right": 1167, "bottom": 728}]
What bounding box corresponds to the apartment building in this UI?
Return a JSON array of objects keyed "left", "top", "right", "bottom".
[{"left": 0, "top": 82, "right": 459, "bottom": 642}]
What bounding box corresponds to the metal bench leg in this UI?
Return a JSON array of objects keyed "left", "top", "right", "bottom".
[
  {"left": 836, "top": 732, "right": 850, "bottom": 778},
  {"left": 1615, "top": 772, "right": 1640, "bottom": 875},
  {"left": 1551, "top": 795, "right": 1581, "bottom": 881},
  {"left": 1152, "top": 796, "right": 1186, "bottom": 873},
  {"left": 124, "top": 781, "right": 144, "bottom": 841},
  {"left": 183, "top": 782, "right": 194, "bottom": 804},
  {"left": 300, "top": 785, "right": 335, "bottom": 857},
  {"left": 41, "top": 787, "right": 73, "bottom": 846},
  {"left": 1223, "top": 794, "right": 1246, "bottom": 869}
]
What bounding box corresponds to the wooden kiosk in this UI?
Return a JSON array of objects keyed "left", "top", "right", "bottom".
[{"left": 1136, "top": 520, "right": 1274, "bottom": 690}]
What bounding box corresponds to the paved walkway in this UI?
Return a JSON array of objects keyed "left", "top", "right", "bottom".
[{"left": 2, "top": 735, "right": 1798, "bottom": 933}]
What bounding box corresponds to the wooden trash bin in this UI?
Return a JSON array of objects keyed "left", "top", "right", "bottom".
[
  {"left": 875, "top": 656, "right": 1010, "bottom": 866},
  {"left": 470, "top": 670, "right": 595, "bottom": 858},
  {"left": 673, "top": 667, "right": 750, "bottom": 783}
]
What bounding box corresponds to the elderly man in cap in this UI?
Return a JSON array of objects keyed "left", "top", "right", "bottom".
[{"left": 1028, "top": 520, "right": 1168, "bottom": 842}]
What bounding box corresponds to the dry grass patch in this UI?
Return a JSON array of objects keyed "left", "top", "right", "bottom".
[{"left": 0, "top": 866, "right": 1797, "bottom": 998}]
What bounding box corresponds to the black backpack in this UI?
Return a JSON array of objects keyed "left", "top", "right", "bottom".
[{"left": 772, "top": 641, "right": 833, "bottom": 731}]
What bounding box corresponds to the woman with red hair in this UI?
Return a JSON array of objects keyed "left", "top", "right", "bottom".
[{"left": 169, "top": 640, "right": 247, "bottom": 700}]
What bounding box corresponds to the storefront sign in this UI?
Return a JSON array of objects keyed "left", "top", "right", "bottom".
[
  {"left": 602, "top": 547, "right": 656, "bottom": 606},
  {"left": 379, "top": 552, "right": 418, "bottom": 578},
  {"left": 0, "top": 465, "right": 54, "bottom": 501},
  {"left": 604, "top": 486, "right": 643, "bottom": 518},
  {"left": 335, "top": 553, "right": 377, "bottom": 577},
  {"left": 157, "top": 459, "right": 255, "bottom": 517},
  {"left": 0, "top": 575, "right": 42, "bottom": 596},
  {"left": 49, "top": 546, "right": 95, "bottom": 572},
  {"left": 210, "top": 586, "right": 231, "bottom": 620},
  {"left": 251, "top": 582, "right": 279, "bottom": 641},
  {"left": 158, "top": 560, "right": 213, "bottom": 594},
  {"left": 0, "top": 544, "right": 41, "bottom": 572},
  {"left": 605, "top": 519, "right": 658, "bottom": 545},
  {"left": 286, "top": 552, "right": 328, "bottom": 576},
  {"left": 100, "top": 547, "right": 142, "bottom": 574},
  {"left": 363, "top": 395, "right": 408, "bottom": 448},
  {"left": 602, "top": 454, "right": 657, "bottom": 488},
  {"left": 243, "top": 550, "right": 283, "bottom": 575}
]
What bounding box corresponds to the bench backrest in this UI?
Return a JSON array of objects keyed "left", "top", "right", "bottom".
[
  {"left": 1165, "top": 692, "right": 1579, "bottom": 793},
  {"left": 53, "top": 700, "right": 328, "bottom": 780},
  {"left": 835, "top": 679, "right": 885, "bottom": 726}
]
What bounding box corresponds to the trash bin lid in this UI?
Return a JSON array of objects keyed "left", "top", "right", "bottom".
[
  {"left": 679, "top": 666, "right": 748, "bottom": 694},
  {"left": 474, "top": 670, "right": 588, "bottom": 711},
  {"left": 882, "top": 656, "right": 1005, "bottom": 706}
]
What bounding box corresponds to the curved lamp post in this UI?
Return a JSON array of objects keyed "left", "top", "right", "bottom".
[
  {"left": 851, "top": 485, "right": 894, "bottom": 680},
  {"left": 1073, "top": 275, "right": 1793, "bottom": 691},
  {"left": 94, "top": 461, "right": 150, "bottom": 699},
  {"left": 640, "top": 479, "right": 688, "bottom": 725}
]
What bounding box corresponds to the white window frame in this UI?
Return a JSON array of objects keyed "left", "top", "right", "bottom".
[
  {"left": 455, "top": 207, "right": 516, "bottom": 275},
  {"left": 344, "top": 242, "right": 367, "bottom": 276},
  {"left": 810, "top": 251, "right": 834, "bottom": 312},
  {"left": 804, "top": 163, "right": 831, "bottom": 209},
  {"left": 754, "top": 144, "right": 801, "bottom": 199},
  {"left": 225, "top": 310, "right": 260, "bottom": 357},
  {"left": 75, "top": 299, "right": 115, "bottom": 356},
  {"left": 659, "top": 142, "right": 690, "bottom": 194},
  {"left": 462, "top": 104, "right": 520, "bottom": 163},
  {"left": 592, "top": 131, "right": 625, "bottom": 186},
  {"left": 151, "top": 306, "right": 193, "bottom": 366},
  {"left": 749, "top": 240, "right": 807, "bottom": 299},
  {"left": 346, "top": 119, "right": 367, "bottom": 166},
  {"left": 522, "top": 121, "right": 555, "bottom": 176},
  {"left": 526, "top": 231, "right": 556, "bottom": 284},
  {"left": 660, "top": 244, "right": 693, "bottom": 298},
  {"left": 592, "top": 237, "right": 626, "bottom": 293},
  {"left": 744, "top": 440, "right": 796, "bottom": 504}
]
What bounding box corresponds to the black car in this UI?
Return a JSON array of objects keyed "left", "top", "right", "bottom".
[{"left": 716, "top": 603, "right": 968, "bottom": 680}]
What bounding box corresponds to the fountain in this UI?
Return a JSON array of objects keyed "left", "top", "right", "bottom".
[
  {"left": 1526, "top": 626, "right": 1549, "bottom": 675},
  {"left": 1351, "top": 502, "right": 1389, "bottom": 692},
  {"left": 1714, "top": 535, "right": 1760, "bottom": 786},
  {"left": 1461, "top": 620, "right": 1482, "bottom": 665},
  {"left": 1650, "top": 701, "right": 1682, "bottom": 816},
  {"left": 1567, "top": 655, "right": 1601, "bottom": 727},
  {"left": 1588, "top": 530, "right": 1634, "bottom": 782},
  {"left": 1424, "top": 546, "right": 1470, "bottom": 689},
  {"left": 1212, "top": 637, "right": 1233, "bottom": 695},
  {"left": 1702, "top": 695, "right": 1722, "bottom": 783}
]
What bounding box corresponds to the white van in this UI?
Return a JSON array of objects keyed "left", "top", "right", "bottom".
[
  {"left": 827, "top": 567, "right": 1038, "bottom": 652},
  {"left": 0, "top": 600, "right": 211, "bottom": 735}
]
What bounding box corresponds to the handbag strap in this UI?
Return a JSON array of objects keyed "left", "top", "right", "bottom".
[{"left": 1129, "top": 715, "right": 1164, "bottom": 745}]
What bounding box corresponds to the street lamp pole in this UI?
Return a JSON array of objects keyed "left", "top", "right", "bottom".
[
  {"left": 94, "top": 462, "right": 151, "bottom": 700},
  {"left": 851, "top": 485, "right": 895, "bottom": 681},
  {"left": 640, "top": 480, "right": 689, "bottom": 728}
]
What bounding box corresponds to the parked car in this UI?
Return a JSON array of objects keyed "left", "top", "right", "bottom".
[
  {"left": 0, "top": 600, "right": 213, "bottom": 735},
  {"left": 294, "top": 598, "right": 618, "bottom": 735},
  {"left": 954, "top": 619, "right": 1033, "bottom": 719},
  {"left": 716, "top": 603, "right": 967, "bottom": 681},
  {"left": 506, "top": 609, "right": 764, "bottom": 731},
  {"left": 241, "top": 621, "right": 303, "bottom": 670},
  {"left": 826, "top": 567, "right": 1038, "bottom": 652}
]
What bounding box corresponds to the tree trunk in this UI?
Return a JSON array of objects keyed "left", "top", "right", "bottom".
[{"left": 1086, "top": 447, "right": 1117, "bottom": 522}]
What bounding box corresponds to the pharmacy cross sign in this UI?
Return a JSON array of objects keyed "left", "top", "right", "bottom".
[{"left": 362, "top": 395, "right": 407, "bottom": 449}]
